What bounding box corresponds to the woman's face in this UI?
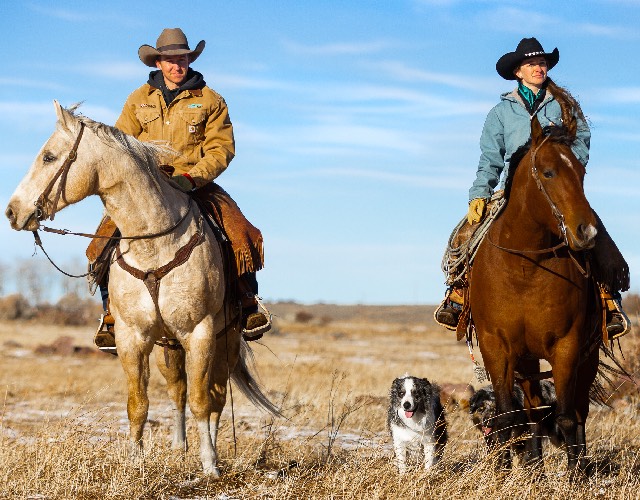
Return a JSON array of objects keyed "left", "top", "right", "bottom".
[{"left": 514, "top": 56, "right": 548, "bottom": 90}]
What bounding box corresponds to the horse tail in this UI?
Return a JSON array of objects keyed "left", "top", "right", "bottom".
[
  {"left": 586, "top": 282, "right": 635, "bottom": 406},
  {"left": 231, "top": 341, "right": 283, "bottom": 418},
  {"left": 590, "top": 344, "right": 636, "bottom": 406}
]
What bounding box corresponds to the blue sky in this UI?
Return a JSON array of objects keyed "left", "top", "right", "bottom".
[{"left": 1, "top": 0, "right": 639, "bottom": 304}]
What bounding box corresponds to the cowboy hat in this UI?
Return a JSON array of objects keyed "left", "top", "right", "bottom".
[
  {"left": 138, "top": 28, "right": 205, "bottom": 67},
  {"left": 495, "top": 37, "right": 559, "bottom": 80}
]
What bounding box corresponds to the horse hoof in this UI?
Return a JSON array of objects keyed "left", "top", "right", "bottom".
[{"left": 202, "top": 464, "right": 221, "bottom": 478}]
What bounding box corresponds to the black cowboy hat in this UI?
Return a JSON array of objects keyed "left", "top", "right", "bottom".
[
  {"left": 138, "top": 28, "right": 205, "bottom": 67},
  {"left": 495, "top": 37, "right": 559, "bottom": 80}
]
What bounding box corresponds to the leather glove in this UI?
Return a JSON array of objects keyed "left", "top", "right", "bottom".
[
  {"left": 467, "top": 198, "right": 486, "bottom": 225},
  {"left": 171, "top": 174, "right": 196, "bottom": 192}
]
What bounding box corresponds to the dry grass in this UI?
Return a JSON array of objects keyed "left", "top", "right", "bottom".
[{"left": 0, "top": 305, "right": 638, "bottom": 499}]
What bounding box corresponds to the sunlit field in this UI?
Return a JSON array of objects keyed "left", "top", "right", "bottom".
[{"left": 0, "top": 302, "right": 638, "bottom": 499}]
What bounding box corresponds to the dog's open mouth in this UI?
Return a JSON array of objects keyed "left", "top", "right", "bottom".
[{"left": 404, "top": 410, "right": 414, "bottom": 418}]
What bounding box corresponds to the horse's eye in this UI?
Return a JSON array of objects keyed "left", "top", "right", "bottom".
[
  {"left": 543, "top": 170, "right": 555, "bottom": 179},
  {"left": 43, "top": 152, "right": 57, "bottom": 163}
]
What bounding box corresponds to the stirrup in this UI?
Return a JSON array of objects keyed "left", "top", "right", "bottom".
[
  {"left": 242, "top": 298, "right": 272, "bottom": 341},
  {"left": 94, "top": 314, "right": 118, "bottom": 356},
  {"left": 606, "top": 308, "right": 631, "bottom": 342},
  {"left": 434, "top": 298, "right": 459, "bottom": 331}
]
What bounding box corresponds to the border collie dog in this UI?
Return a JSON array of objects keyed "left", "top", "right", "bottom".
[
  {"left": 387, "top": 375, "right": 448, "bottom": 473},
  {"left": 469, "top": 380, "right": 563, "bottom": 457}
]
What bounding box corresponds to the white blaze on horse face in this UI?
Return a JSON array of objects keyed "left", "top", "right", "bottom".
[
  {"left": 557, "top": 150, "right": 598, "bottom": 248},
  {"left": 559, "top": 152, "right": 576, "bottom": 171}
]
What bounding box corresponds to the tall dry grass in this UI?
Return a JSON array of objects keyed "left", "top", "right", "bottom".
[{"left": 0, "top": 305, "right": 638, "bottom": 499}]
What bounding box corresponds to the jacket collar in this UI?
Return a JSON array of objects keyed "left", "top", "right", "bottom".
[
  {"left": 502, "top": 88, "right": 553, "bottom": 111},
  {"left": 145, "top": 84, "right": 203, "bottom": 98}
]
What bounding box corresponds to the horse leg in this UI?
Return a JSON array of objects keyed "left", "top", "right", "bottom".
[
  {"left": 573, "top": 351, "right": 599, "bottom": 474},
  {"left": 117, "top": 328, "right": 153, "bottom": 457},
  {"left": 517, "top": 363, "right": 544, "bottom": 466},
  {"left": 551, "top": 344, "right": 580, "bottom": 472},
  {"left": 184, "top": 322, "right": 218, "bottom": 476},
  {"left": 155, "top": 345, "right": 187, "bottom": 451},
  {"left": 209, "top": 324, "right": 241, "bottom": 465},
  {"left": 482, "top": 341, "right": 518, "bottom": 470}
]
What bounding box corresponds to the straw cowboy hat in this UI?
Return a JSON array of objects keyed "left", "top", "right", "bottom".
[
  {"left": 495, "top": 37, "right": 559, "bottom": 80},
  {"left": 138, "top": 28, "right": 205, "bottom": 67}
]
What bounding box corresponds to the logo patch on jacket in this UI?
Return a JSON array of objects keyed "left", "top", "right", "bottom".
[
  {"left": 188, "top": 103, "right": 202, "bottom": 108},
  {"left": 139, "top": 104, "right": 156, "bottom": 108}
]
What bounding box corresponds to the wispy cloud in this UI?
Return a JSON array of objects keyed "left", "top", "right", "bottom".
[
  {"left": 209, "top": 72, "right": 301, "bottom": 92},
  {"left": 289, "top": 167, "right": 471, "bottom": 190},
  {"left": 27, "top": 3, "right": 142, "bottom": 27},
  {"left": 479, "top": 7, "right": 636, "bottom": 39},
  {"left": 282, "top": 39, "right": 395, "bottom": 56},
  {"left": 76, "top": 62, "right": 145, "bottom": 81},
  {"left": 27, "top": 3, "right": 91, "bottom": 22},
  {"left": 0, "top": 78, "right": 66, "bottom": 92},
  {"left": 363, "top": 60, "right": 498, "bottom": 92},
  {"left": 605, "top": 87, "right": 640, "bottom": 103}
]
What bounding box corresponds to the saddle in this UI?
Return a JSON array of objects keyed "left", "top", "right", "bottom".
[{"left": 86, "top": 182, "right": 264, "bottom": 296}]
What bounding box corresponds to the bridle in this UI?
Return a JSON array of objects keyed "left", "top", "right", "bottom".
[
  {"left": 487, "top": 133, "right": 589, "bottom": 278},
  {"left": 29, "top": 120, "right": 195, "bottom": 277},
  {"left": 35, "top": 122, "right": 85, "bottom": 222}
]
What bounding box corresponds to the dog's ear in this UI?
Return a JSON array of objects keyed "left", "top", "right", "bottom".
[{"left": 390, "top": 378, "right": 402, "bottom": 396}]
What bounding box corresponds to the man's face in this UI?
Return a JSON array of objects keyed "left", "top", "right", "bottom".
[
  {"left": 156, "top": 54, "right": 189, "bottom": 89},
  {"left": 514, "top": 56, "right": 548, "bottom": 90}
]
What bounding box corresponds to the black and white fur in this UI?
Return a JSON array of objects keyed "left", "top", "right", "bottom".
[
  {"left": 469, "top": 380, "right": 563, "bottom": 459},
  {"left": 387, "top": 375, "right": 448, "bottom": 473}
]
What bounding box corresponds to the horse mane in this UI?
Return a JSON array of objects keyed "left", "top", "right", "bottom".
[
  {"left": 62, "top": 103, "right": 177, "bottom": 186},
  {"left": 503, "top": 125, "right": 576, "bottom": 199}
]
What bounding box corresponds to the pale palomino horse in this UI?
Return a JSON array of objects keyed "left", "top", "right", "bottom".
[{"left": 5, "top": 101, "right": 279, "bottom": 476}]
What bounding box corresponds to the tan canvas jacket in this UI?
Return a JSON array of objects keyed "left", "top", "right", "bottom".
[{"left": 115, "top": 83, "right": 235, "bottom": 188}]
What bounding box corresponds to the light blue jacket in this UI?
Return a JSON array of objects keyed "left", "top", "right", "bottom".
[{"left": 469, "top": 89, "right": 590, "bottom": 201}]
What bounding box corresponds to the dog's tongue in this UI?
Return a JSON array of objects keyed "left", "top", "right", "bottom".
[
  {"left": 482, "top": 426, "right": 492, "bottom": 436},
  {"left": 404, "top": 410, "right": 414, "bottom": 418}
]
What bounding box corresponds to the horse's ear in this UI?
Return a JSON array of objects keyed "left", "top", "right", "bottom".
[
  {"left": 53, "top": 99, "right": 74, "bottom": 131},
  {"left": 531, "top": 115, "right": 544, "bottom": 146}
]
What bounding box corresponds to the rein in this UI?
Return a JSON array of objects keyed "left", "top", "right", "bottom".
[{"left": 486, "top": 134, "right": 590, "bottom": 279}]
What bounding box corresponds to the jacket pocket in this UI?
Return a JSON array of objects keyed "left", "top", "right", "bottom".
[
  {"left": 178, "top": 110, "right": 207, "bottom": 144},
  {"left": 134, "top": 109, "right": 161, "bottom": 133}
]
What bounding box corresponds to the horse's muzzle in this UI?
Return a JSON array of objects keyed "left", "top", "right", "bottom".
[
  {"left": 5, "top": 204, "right": 40, "bottom": 231},
  {"left": 569, "top": 223, "right": 597, "bottom": 250}
]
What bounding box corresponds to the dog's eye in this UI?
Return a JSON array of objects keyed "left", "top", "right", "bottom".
[{"left": 43, "top": 152, "right": 57, "bottom": 163}]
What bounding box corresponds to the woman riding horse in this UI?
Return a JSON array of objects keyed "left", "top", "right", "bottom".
[{"left": 435, "top": 37, "right": 630, "bottom": 340}]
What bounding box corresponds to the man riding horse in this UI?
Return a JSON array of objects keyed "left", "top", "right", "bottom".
[
  {"left": 91, "top": 28, "right": 271, "bottom": 352},
  {"left": 434, "top": 37, "right": 630, "bottom": 341}
]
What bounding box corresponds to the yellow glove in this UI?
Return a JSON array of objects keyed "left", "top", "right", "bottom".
[{"left": 467, "top": 198, "right": 486, "bottom": 225}]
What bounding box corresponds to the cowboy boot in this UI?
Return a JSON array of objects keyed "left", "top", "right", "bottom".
[
  {"left": 238, "top": 272, "right": 271, "bottom": 341},
  {"left": 600, "top": 288, "right": 631, "bottom": 341},
  {"left": 434, "top": 287, "right": 465, "bottom": 330},
  {"left": 93, "top": 284, "right": 117, "bottom": 355}
]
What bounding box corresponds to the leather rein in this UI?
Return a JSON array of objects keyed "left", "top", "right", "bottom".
[{"left": 487, "top": 134, "right": 590, "bottom": 278}]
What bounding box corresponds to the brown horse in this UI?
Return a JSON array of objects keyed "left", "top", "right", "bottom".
[{"left": 470, "top": 116, "right": 601, "bottom": 473}]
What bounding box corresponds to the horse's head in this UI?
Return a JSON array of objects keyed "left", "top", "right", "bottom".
[
  {"left": 521, "top": 117, "right": 597, "bottom": 251},
  {"left": 5, "top": 100, "right": 98, "bottom": 231}
]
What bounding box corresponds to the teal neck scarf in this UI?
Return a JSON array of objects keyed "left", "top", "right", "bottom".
[{"left": 518, "top": 82, "right": 545, "bottom": 109}]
